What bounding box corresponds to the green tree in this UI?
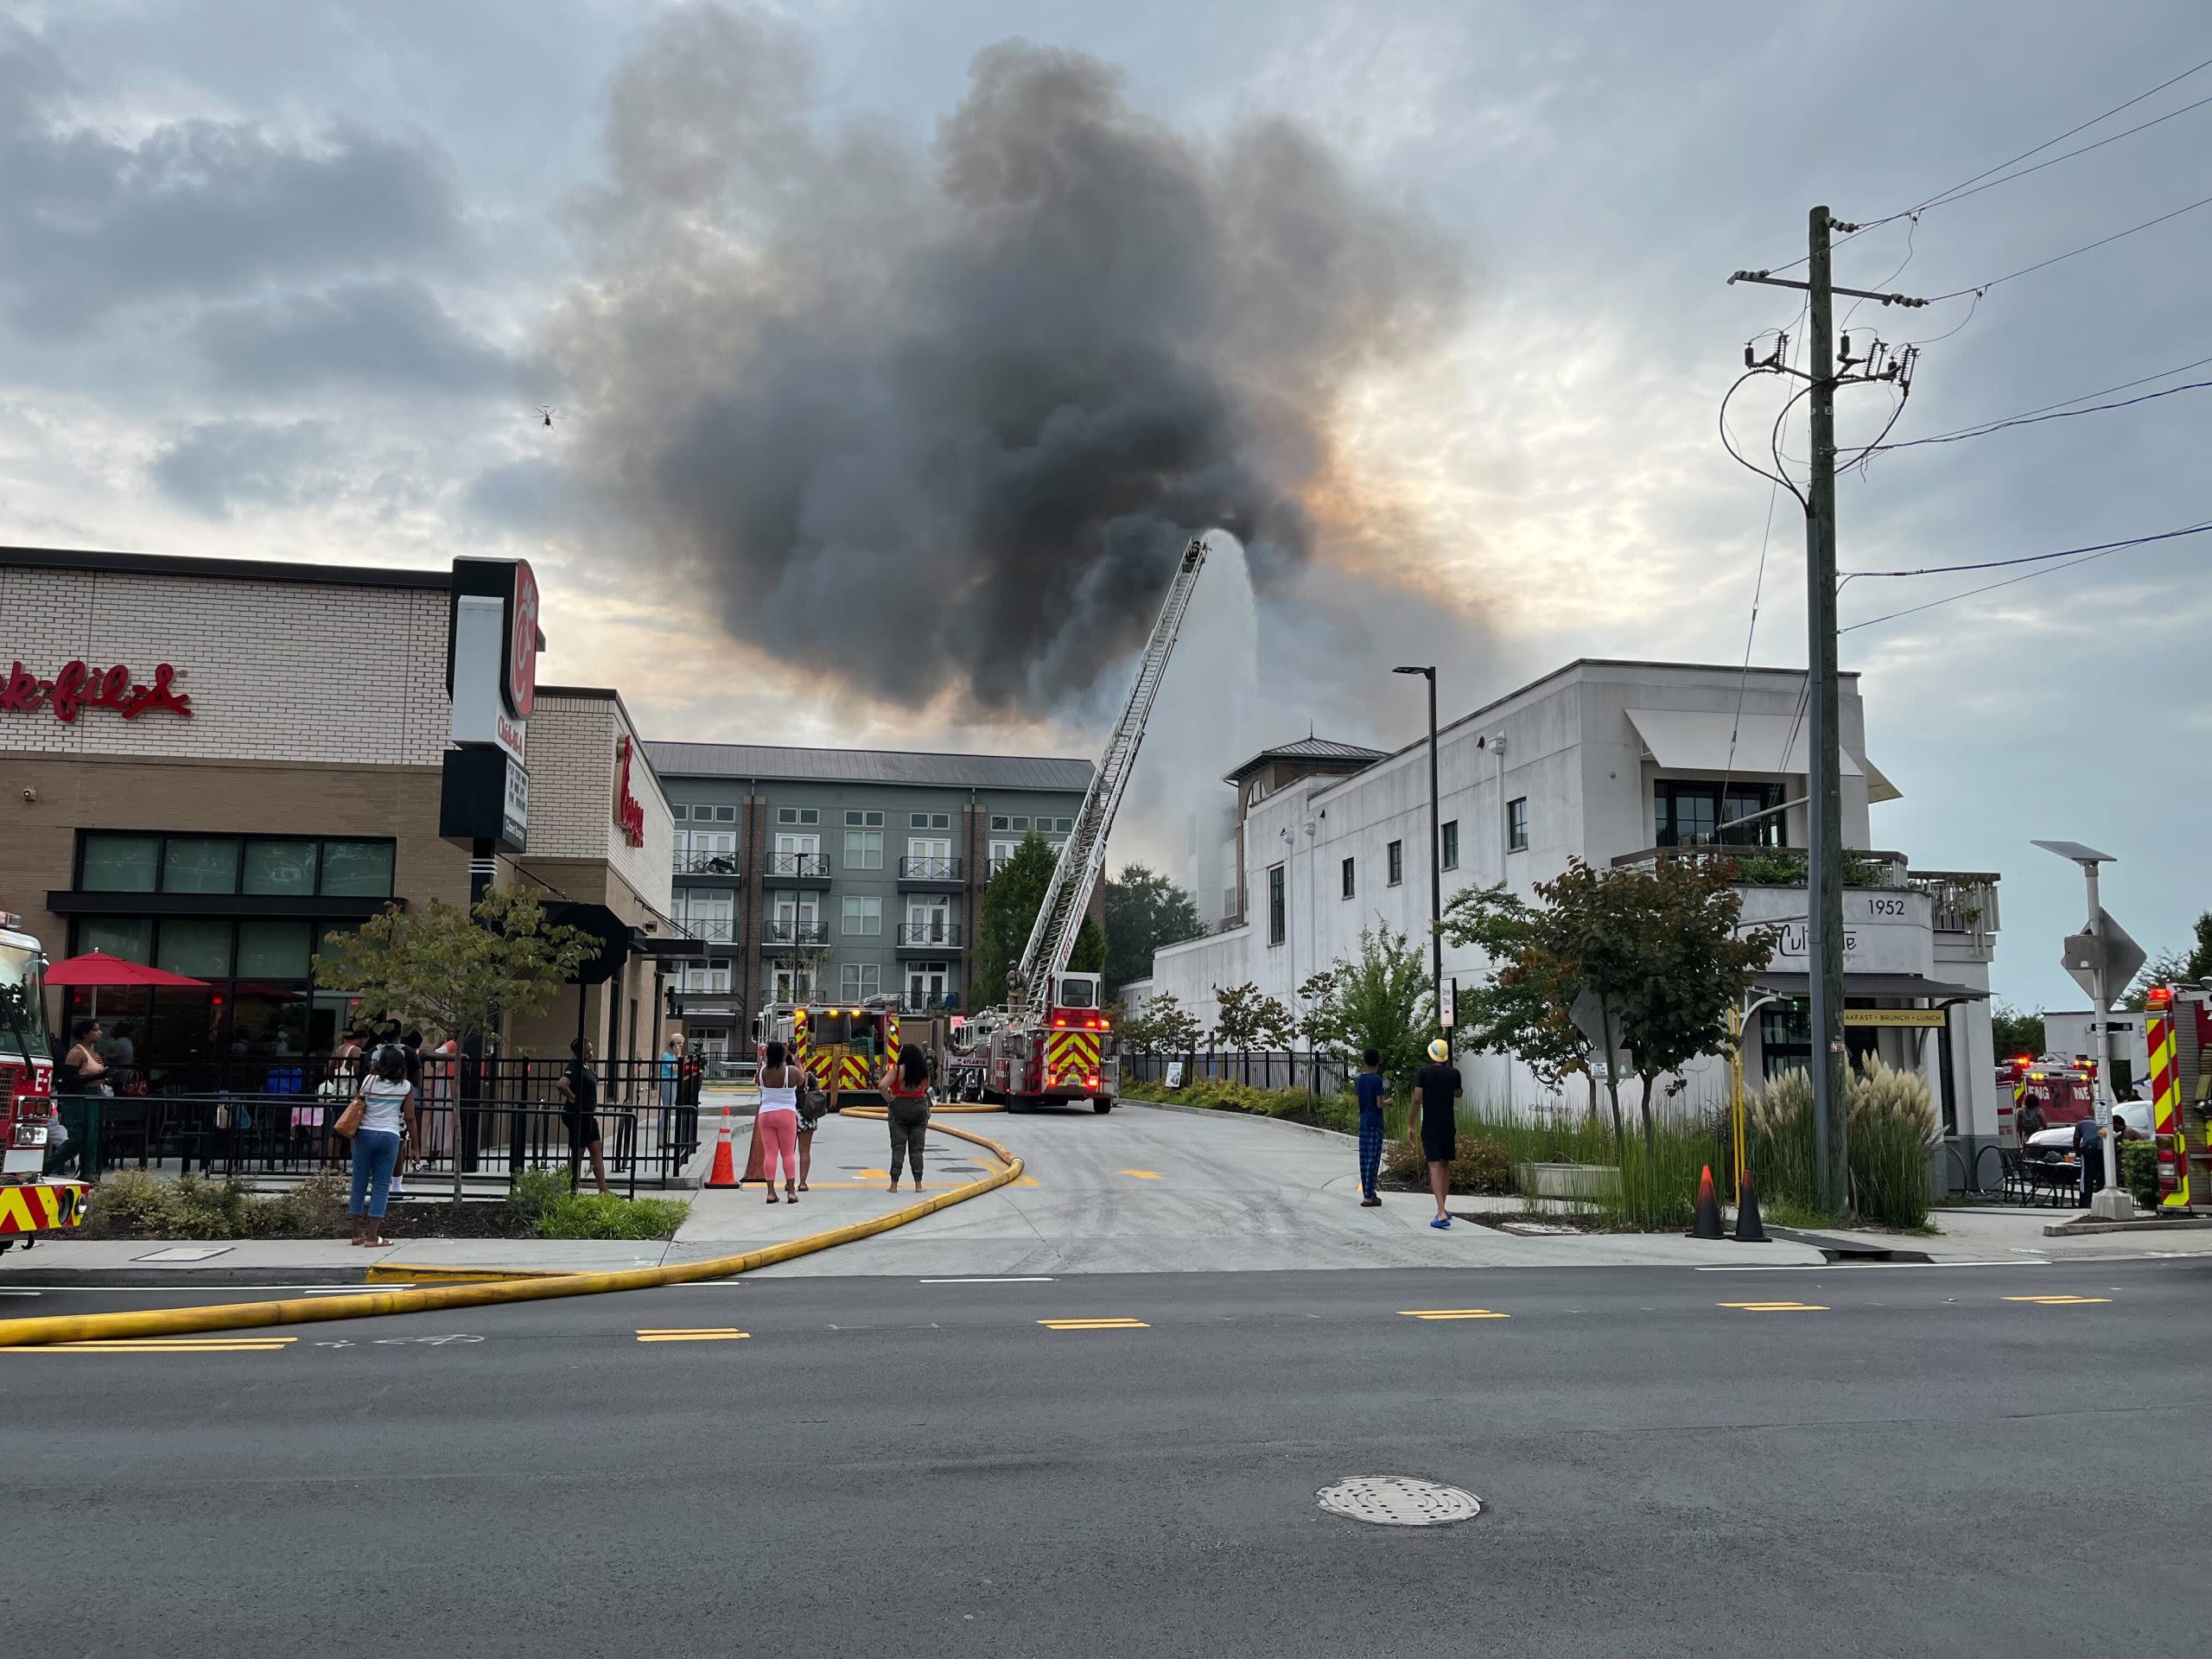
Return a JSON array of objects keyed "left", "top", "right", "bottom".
[
  {"left": 973, "top": 833, "right": 1058, "bottom": 1008},
  {"left": 1210, "top": 982, "right": 1296, "bottom": 1051},
  {"left": 1100, "top": 863, "right": 1206, "bottom": 995},
  {"left": 1296, "top": 926, "right": 1433, "bottom": 1100},
  {"left": 1119, "top": 991, "right": 1204, "bottom": 1056},
  {"left": 1990, "top": 1000, "right": 2045, "bottom": 1058},
  {"left": 2126, "top": 912, "right": 2212, "bottom": 1009},
  {"left": 1440, "top": 882, "right": 1595, "bottom": 1107},
  {"left": 1071, "top": 913, "right": 1108, "bottom": 976}
]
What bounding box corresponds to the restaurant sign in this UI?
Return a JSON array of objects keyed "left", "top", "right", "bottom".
[
  {"left": 2, "top": 661, "right": 194, "bottom": 723},
  {"left": 613, "top": 735, "right": 647, "bottom": 849}
]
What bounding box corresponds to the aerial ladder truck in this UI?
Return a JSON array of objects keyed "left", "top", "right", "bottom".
[{"left": 956, "top": 537, "right": 1209, "bottom": 1112}]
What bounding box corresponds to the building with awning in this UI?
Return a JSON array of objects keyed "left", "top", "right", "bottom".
[{"left": 1147, "top": 658, "right": 2005, "bottom": 1180}]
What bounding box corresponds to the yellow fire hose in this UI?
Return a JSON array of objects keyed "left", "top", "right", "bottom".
[{"left": 0, "top": 1117, "right": 1022, "bottom": 1348}]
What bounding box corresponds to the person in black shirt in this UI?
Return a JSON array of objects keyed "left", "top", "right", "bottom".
[
  {"left": 555, "top": 1036, "right": 611, "bottom": 1194},
  {"left": 1408, "top": 1037, "right": 1463, "bottom": 1230}
]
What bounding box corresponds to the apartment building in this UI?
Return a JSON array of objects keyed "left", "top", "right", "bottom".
[{"left": 645, "top": 742, "right": 1091, "bottom": 1056}]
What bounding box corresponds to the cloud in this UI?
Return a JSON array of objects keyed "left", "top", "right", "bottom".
[
  {"left": 151, "top": 419, "right": 337, "bottom": 516},
  {"left": 547, "top": 3, "right": 1471, "bottom": 720},
  {"left": 0, "top": 20, "right": 467, "bottom": 333},
  {"left": 191, "top": 279, "right": 519, "bottom": 396}
]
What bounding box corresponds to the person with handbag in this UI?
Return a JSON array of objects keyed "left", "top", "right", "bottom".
[
  {"left": 878, "top": 1046, "right": 933, "bottom": 1194},
  {"left": 754, "top": 1039, "right": 803, "bottom": 1204},
  {"left": 339, "top": 1044, "right": 419, "bottom": 1247}
]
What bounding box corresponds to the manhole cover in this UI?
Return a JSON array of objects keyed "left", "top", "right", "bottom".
[{"left": 1317, "top": 1475, "right": 1482, "bottom": 1527}]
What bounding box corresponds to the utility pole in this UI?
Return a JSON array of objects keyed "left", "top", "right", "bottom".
[{"left": 1728, "top": 209, "right": 1923, "bottom": 1217}]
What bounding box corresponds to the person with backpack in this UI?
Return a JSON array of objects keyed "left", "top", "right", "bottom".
[{"left": 878, "top": 1046, "right": 933, "bottom": 1194}]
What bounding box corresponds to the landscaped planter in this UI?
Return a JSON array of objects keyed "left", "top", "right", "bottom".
[{"left": 1514, "top": 1162, "right": 1623, "bottom": 1202}]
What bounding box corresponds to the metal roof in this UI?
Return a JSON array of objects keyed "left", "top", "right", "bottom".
[
  {"left": 645, "top": 741, "right": 1093, "bottom": 792},
  {"left": 1224, "top": 735, "right": 1389, "bottom": 783}
]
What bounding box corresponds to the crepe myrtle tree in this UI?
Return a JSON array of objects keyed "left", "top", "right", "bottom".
[{"left": 1209, "top": 982, "right": 1297, "bottom": 1052}]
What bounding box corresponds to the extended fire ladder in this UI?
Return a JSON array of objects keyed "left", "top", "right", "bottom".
[{"left": 1011, "top": 537, "right": 1209, "bottom": 1026}]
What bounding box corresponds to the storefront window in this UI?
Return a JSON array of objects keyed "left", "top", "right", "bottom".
[
  {"left": 238, "top": 920, "right": 311, "bottom": 979},
  {"left": 321, "top": 841, "right": 396, "bottom": 897},
  {"left": 228, "top": 988, "right": 309, "bottom": 1058},
  {"left": 244, "top": 841, "right": 318, "bottom": 895},
  {"left": 157, "top": 918, "right": 233, "bottom": 978},
  {"left": 162, "top": 837, "right": 241, "bottom": 893},
  {"left": 80, "top": 833, "right": 159, "bottom": 892},
  {"left": 79, "top": 917, "right": 154, "bottom": 963}
]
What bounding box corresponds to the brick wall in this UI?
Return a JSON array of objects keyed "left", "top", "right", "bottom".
[
  {"left": 0, "top": 564, "right": 452, "bottom": 766},
  {"left": 520, "top": 693, "right": 672, "bottom": 918}
]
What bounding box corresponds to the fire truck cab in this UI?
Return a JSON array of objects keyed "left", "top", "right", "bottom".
[
  {"left": 0, "top": 914, "right": 91, "bottom": 1250},
  {"left": 969, "top": 970, "right": 1119, "bottom": 1113}
]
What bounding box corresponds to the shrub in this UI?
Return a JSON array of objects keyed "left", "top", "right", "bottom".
[
  {"left": 161, "top": 1173, "right": 257, "bottom": 1239},
  {"left": 257, "top": 1169, "right": 351, "bottom": 1238},
  {"left": 1382, "top": 1132, "right": 1512, "bottom": 1194},
  {"left": 532, "top": 1192, "right": 690, "bottom": 1240},
  {"left": 95, "top": 1168, "right": 182, "bottom": 1236},
  {"left": 2122, "top": 1141, "right": 2160, "bottom": 1211},
  {"left": 1745, "top": 1055, "right": 1936, "bottom": 1229},
  {"left": 508, "top": 1165, "right": 571, "bottom": 1224}
]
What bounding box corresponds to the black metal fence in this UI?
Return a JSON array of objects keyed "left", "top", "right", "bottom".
[
  {"left": 1121, "top": 1050, "right": 1353, "bottom": 1096},
  {"left": 50, "top": 1054, "right": 709, "bottom": 1195}
]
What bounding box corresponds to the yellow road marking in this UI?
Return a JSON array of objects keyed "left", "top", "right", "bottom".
[
  {"left": 1038, "top": 1318, "right": 1149, "bottom": 1331},
  {"left": 1119, "top": 1169, "right": 1163, "bottom": 1180},
  {"left": 1718, "top": 1301, "right": 1828, "bottom": 1312},
  {"left": 28, "top": 1338, "right": 297, "bottom": 1352},
  {"left": 2004, "top": 1294, "right": 2111, "bottom": 1305},
  {"left": 1398, "top": 1308, "right": 1510, "bottom": 1320},
  {"left": 635, "top": 1328, "right": 750, "bottom": 1342}
]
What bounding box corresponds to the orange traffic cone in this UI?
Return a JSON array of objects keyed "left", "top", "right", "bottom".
[
  {"left": 1689, "top": 1164, "right": 1726, "bottom": 1239},
  {"left": 1734, "top": 1167, "right": 1770, "bottom": 1243},
  {"left": 705, "top": 1109, "right": 739, "bottom": 1188}
]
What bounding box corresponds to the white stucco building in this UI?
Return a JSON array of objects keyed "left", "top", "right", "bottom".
[{"left": 1147, "top": 658, "right": 2004, "bottom": 1163}]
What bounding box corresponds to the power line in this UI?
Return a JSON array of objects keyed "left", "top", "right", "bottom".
[
  {"left": 1903, "top": 86, "right": 2212, "bottom": 219},
  {"left": 1723, "top": 300, "right": 1808, "bottom": 788},
  {"left": 1866, "top": 376, "right": 2212, "bottom": 454},
  {"left": 1923, "top": 188, "right": 2212, "bottom": 303},
  {"left": 1839, "top": 519, "right": 2212, "bottom": 632},
  {"left": 1844, "top": 518, "right": 2212, "bottom": 578},
  {"left": 1873, "top": 348, "right": 2212, "bottom": 443}
]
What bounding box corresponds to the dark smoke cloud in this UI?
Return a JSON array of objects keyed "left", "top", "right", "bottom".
[{"left": 552, "top": 3, "right": 1466, "bottom": 715}]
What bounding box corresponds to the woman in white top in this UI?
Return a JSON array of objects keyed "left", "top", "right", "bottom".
[
  {"left": 755, "top": 1039, "right": 802, "bottom": 1205},
  {"left": 348, "top": 1044, "right": 420, "bottom": 1247}
]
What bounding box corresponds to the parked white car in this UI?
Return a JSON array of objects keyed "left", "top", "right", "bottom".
[{"left": 2025, "top": 1099, "right": 2154, "bottom": 1162}]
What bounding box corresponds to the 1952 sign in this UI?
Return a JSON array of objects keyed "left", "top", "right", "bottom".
[{"left": 2, "top": 660, "right": 194, "bottom": 723}]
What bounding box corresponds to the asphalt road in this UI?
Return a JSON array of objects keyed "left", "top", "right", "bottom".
[{"left": 10, "top": 1255, "right": 2211, "bottom": 1658}]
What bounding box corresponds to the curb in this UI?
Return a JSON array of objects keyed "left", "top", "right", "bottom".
[
  {"left": 1765, "top": 1224, "right": 1934, "bottom": 1264},
  {"left": 0, "top": 1120, "right": 1024, "bottom": 1348},
  {"left": 1123, "top": 1098, "right": 1357, "bottom": 1147},
  {"left": 0, "top": 1266, "right": 366, "bottom": 1287},
  {"left": 2042, "top": 1215, "right": 2212, "bottom": 1237}
]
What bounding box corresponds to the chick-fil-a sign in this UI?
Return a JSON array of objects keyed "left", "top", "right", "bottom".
[{"left": 2, "top": 661, "right": 194, "bottom": 723}]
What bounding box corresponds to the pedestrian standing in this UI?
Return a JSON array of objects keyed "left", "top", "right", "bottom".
[
  {"left": 659, "top": 1033, "right": 683, "bottom": 1107},
  {"left": 879, "top": 1046, "right": 932, "bottom": 1194},
  {"left": 347, "top": 1043, "right": 419, "bottom": 1247},
  {"left": 57, "top": 1020, "right": 110, "bottom": 1096},
  {"left": 1354, "top": 1047, "right": 1388, "bottom": 1207},
  {"left": 2073, "top": 1112, "right": 2106, "bottom": 1206},
  {"left": 754, "top": 1039, "right": 802, "bottom": 1204},
  {"left": 555, "top": 1037, "right": 612, "bottom": 1195},
  {"left": 1407, "top": 1037, "right": 1463, "bottom": 1230}
]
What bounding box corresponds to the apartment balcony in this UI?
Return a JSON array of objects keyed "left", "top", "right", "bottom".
[
  {"left": 762, "top": 852, "right": 831, "bottom": 889},
  {"left": 760, "top": 920, "right": 828, "bottom": 949},
  {"left": 898, "top": 855, "right": 964, "bottom": 890},
  {"left": 671, "top": 849, "right": 742, "bottom": 879},
  {"left": 672, "top": 918, "right": 740, "bottom": 946},
  {"left": 894, "top": 921, "right": 962, "bottom": 957}
]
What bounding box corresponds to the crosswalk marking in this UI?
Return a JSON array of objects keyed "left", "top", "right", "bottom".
[
  {"left": 1038, "top": 1318, "right": 1148, "bottom": 1331},
  {"left": 1398, "top": 1309, "right": 1510, "bottom": 1320},
  {"left": 2003, "top": 1294, "right": 2111, "bottom": 1306},
  {"left": 635, "top": 1328, "right": 749, "bottom": 1342}
]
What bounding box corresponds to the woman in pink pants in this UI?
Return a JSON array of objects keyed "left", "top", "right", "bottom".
[{"left": 755, "top": 1039, "right": 802, "bottom": 1203}]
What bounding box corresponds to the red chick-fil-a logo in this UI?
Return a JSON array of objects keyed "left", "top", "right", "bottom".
[
  {"left": 2, "top": 661, "right": 194, "bottom": 723},
  {"left": 613, "top": 734, "right": 646, "bottom": 849}
]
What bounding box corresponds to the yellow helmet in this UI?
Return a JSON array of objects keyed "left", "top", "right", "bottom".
[{"left": 1427, "top": 1038, "right": 1450, "bottom": 1063}]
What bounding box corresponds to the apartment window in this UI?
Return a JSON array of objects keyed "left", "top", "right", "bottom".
[
  {"left": 909, "top": 812, "right": 951, "bottom": 830},
  {"left": 674, "top": 890, "right": 734, "bottom": 940},
  {"left": 775, "top": 807, "right": 819, "bottom": 825},
  {"left": 1052, "top": 817, "right": 1073, "bottom": 833},
  {"left": 769, "top": 893, "right": 820, "bottom": 941},
  {"left": 843, "top": 829, "right": 884, "bottom": 869},
  {"left": 1268, "top": 864, "right": 1287, "bottom": 947},
  {"left": 990, "top": 815, "right": 1029, "bottom": 831},
  {"left": 840, "top": 963, "right": 882, "bottom": 1002},
  {"left": 1440, "top": 820, "right": 1459, "bottom": 871},
  {"left": 904, "top": 897, "right": 953, "bottom": 945},
  {"left": 1340, "top": 856, "right": 1356, "bottom": 899},
  {"left": 988, "top": 838, "right": 1020, "bottom": 875},
  {"left": 772, "top": 964, "right": 817, "bottom": 1004},
  {"left": 842, "top": 895, "right": 882, "bottom": 937},
  {"left": 1507, "top": 798, "right": 1529, "bottom": 854},
  {"left": 671, "top": 805, "right": 689, "bottom": 821},
  {"left": 680, "top": 964, "right": 732, "bottom": 994},
  {"left": 1387, "top": 840, "right": 1403, "bottom": 887},
  {"left": 713, "top": 805, "right": 736, "bottom": 822},
  {"left": 906, "top": 962, "right": 950, "bottom": 1011},
  {"left": 677, "top": 830, "right": 738, "bottom": 874},
  {"left": 1653, "top": 781, "right": 1782, "bottom": 849},
  {"left": 844, "top": 810, "right": 884, "bottom": 828},
  {"left": 907, "top": 836, "right": 954, "bottom": 878}
]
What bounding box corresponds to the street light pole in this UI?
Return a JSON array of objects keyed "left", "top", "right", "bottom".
[{"left": 1395, "top": 665, "right": 1443, "bottom": 1046}]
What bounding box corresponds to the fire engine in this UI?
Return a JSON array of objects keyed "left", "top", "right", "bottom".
[
  {"left": 950, "top": 537, "right": 1209, "bottom": 1113},
  {"left": 2143, "top": 982, "right": 2209, "bottom": 1211},
  {"left": 1998, "top": 1053, "right": 2100, "bottom": 1153},
  {"left": 0, "top": 915, "right": 91, "bottom": 1250}
]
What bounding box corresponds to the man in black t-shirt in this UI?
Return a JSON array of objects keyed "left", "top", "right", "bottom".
[
  {"left": 554, "top": 1036, "right": 611, "bottom": 1194},
  {"left": 1408, "top": 1038, "right": 1463, "bottom": 1230}
]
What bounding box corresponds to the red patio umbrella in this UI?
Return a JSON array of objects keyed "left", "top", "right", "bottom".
[{"left": 42, "top": 951, "right": 209, "bottom": 1023}]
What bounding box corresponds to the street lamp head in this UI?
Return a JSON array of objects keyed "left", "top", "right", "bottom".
[
  {"left": 2031, "top": 838, "right": 2115, "bottom": 867},
  {"left": 1393, "top": 664, "right": 1433, "bottom": 677}
]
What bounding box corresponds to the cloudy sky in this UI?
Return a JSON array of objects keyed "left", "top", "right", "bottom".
[{"left": 3, "top": 0, "right": 2207, "bottom": 1012}]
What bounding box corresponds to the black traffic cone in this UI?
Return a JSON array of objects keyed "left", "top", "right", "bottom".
[
  {"left": 1689, "top": 1164, "right": 1726, "bottom": 1239},
  {"left": 1733, "top": 1167, "right": 1769, "bottom": 1243}
]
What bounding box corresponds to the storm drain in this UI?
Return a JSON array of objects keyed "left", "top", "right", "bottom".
[{"left": 1317, "top": 1476, "right": 1482, "bottom": 1527}]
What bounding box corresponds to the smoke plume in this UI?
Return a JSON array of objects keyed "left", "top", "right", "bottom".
[{"left": 552, "top": 3, "right": 1467, "bottom": 715}]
